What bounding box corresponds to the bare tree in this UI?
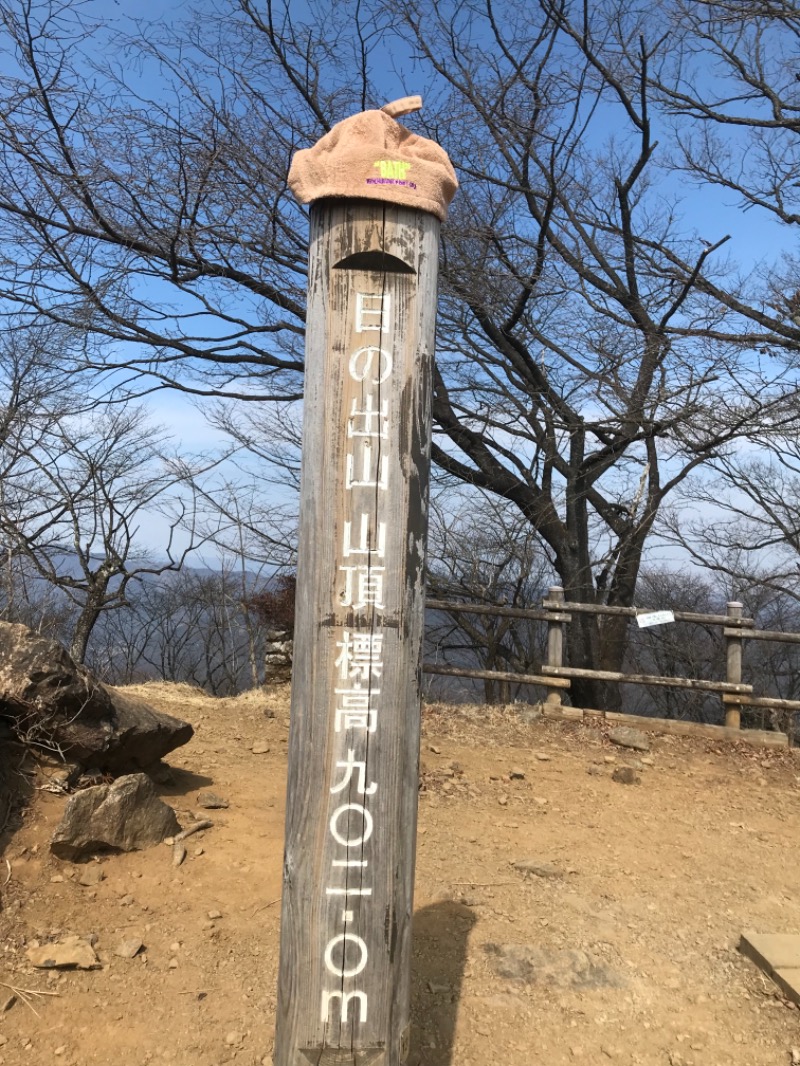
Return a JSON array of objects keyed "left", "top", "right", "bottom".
[
  {"left": 426, "top": 489, "right": 553, "bottom": 702},
  {"left": 391, "top": 0, "right": 800, "bottom": 705},
  {"left": 624, "top": 567, "right": 726, "bottom": 722},
  {"left": 118, "top": 563, "right": 264, "bottom": 695},
  {"left": 0, "top": 404, "right": 198, "bottom": 662}
]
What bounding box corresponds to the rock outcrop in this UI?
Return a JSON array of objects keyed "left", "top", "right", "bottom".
[{"left": 0, "top": 622, "right": 193, "bottom": 772}]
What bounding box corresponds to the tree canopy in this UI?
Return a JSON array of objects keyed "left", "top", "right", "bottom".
[{"left": 2, "top": 0, "right": 800, "bottom": 703}]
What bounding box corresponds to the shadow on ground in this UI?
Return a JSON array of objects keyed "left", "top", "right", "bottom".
[
  {"left": 0, "top": 732, "right": 34, "bottom": 859},
  {"left": 409, "top": 900, "right": 477, "bottom": 1066},
  {"left": 154, "top": 765, "right": 215, "bottom": 797}
]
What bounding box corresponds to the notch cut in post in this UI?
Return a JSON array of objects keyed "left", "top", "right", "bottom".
[{"left": 334, "top": 250, "right": 415, "bottom": 274}]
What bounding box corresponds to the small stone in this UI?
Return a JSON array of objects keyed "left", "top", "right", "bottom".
[
  {"left": 535, "top": 753, "right": 551, "bottom": 762},
  {"left": 429, "top": 745, "right": 441, "bottom": 755},
  {"left": 427, "top": 980, "right": 450, "bottom": 994},
  {"left": 226, "top": 1032, "right": 243, "bottom": 1047},
  {"left": 251, "top": 743, "right": 270, "bottom": 755},
  {"left": 50, "top": 874, "right": 64, "bottom": 883},
  {"left": 194, "top": 846, "right": 204, "bottom": 857},
  {"left": 147, "top": 761, "right": 175, "bottom": 786},
  {"left": 513, "top": 860, "right": 561, "bottom": 879},
  {"left": 640, "top": 756, "right": 654, "bottom": 766},
  {"left": 498, "top": 795, "right": 508, "bottom": 806},
  {"left": 608, "top": 727, "right": 650, "bottom": 752},
  {"left": 78, "top": 866, "right": 105, "bottom": 888},
  {"left": 168, "top": 958, "right": 179, "bottom": 969},
  {"left": 114, "top": 937, "right": 144, "bottom": 959},
  {"left": 1, "top": 994, "right": 16, "bottom": 1013},
  {"left": 197, "top": 792, "right": 229, "bottom": 810},
  {"left": 509, "top": 768, "right": 525, "bottom": 780},
  {"left": 587, "top": 765, "right": 604, "bottom": 777},
  {"left": 603, "top": 755, "right": 617, "bottom": 764},
  {"left": 0, "top": 1035, "right": 6, "bottom": 1047},
  {"left": 120, "top": 894, "right": 135, "bottom": 906},
  {"left": 790, "top": 1048, "right": 800, "bottom": 1066},
  {"left": 534, "top": 796, "right": 548, "bottom": 805},
  {"left": 611, "top": 767, "right": 640, "bottom": 785},
  {"left": 27, "top": 935, "right": 100, "bottom": 970},
  {"left": 54, "top": 1046, "right": 66, "bottom": 1056},
  {"left": 170, "top": 942, "right": 181, "bottom": 952},
  {"left": 208, "top": 910, "right": 223, "bottom": 920}
]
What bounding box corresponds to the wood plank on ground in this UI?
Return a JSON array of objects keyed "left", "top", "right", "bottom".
[{"left": 739, "top": 932, "right": 800, "bottom": 1006}]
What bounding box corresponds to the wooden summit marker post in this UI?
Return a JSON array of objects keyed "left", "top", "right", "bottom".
[{"left": 274, "top": 99, "right": 457, "bottom": 1066}]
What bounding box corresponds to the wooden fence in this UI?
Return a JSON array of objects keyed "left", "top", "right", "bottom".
[{"left": 424, "top": 586, "right": 800, "bottom": 742}]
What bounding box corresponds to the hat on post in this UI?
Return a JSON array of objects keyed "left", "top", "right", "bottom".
[{"left": 288, "top": 97, "right": 458, "bottom": 222}]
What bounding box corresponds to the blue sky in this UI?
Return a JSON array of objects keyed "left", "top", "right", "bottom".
[{"left": 13, "top": 0, "right": 795, "bottom": 577}]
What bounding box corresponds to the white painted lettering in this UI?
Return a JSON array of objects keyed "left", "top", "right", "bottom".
[
  {"left": 335, "top": 632, "right": 384, "bottom": 682},
  {"left": 324, "top": 932, "right": 369, "bottom": 978},
  {"left": 345, "top": 441, "right": 388, "bottom": 490},
  {"left": 355, "top": 292, "right": 390, "bottom": 334},
  {"left": 321, "top": 987, "right": 368, "bottom": 1023},
  {"left": 339, "top": 565, "right": 386, "bottom": 610},
  {"left": 348, "top": 345, "right": 393, "bottom": 385},
  {"left": 343, "top": 513, "right": 386, "bottom": 558},
  {"left": 329, "top": 803, "right": 374, "bottom": 847},
  {"left": 330, "top": 748, "right": 378, "bottom": 795},
  {"left": 348, "top": 396, "right": 389, "bottom": 439}
]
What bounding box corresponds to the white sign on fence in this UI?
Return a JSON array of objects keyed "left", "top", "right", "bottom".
[{"left": 636, "top": 610, "right": 675, "bottom": 629}]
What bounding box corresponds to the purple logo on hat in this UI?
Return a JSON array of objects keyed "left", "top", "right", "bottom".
[{"left": 366, "top": 177, "right": 418, "bottom": 189}]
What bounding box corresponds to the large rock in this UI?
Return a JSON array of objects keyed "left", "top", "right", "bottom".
[
  {"left": 100, "top": 688, "right": 193, "bottom": 774},
  {"left": 0, "top": 622, "right": 192, "bottom": 771},
  {"left": 50, "top": 773, "right": 180, "bottom": 860}
]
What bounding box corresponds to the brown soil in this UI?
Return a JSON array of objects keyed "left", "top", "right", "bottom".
[{"left": 1, "top": 684, "right": 800, "bottom": 1066}]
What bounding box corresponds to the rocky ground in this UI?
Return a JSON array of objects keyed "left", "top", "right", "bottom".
[{"left": 1, "top": 682, "right": 800, "bottom": 1066}]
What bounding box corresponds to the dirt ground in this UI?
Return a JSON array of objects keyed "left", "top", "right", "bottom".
[{"left": 1, "top": 682, "right": 800, "bottom": 1066}]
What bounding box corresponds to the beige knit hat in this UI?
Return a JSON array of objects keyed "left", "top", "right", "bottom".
[{"left": 288, "top": 97, "right": 458, "bottom": 222}]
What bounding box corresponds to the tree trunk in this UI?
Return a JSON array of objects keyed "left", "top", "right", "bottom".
[{"left": 69, "top": 582, "right": 110, "bottom": 665}]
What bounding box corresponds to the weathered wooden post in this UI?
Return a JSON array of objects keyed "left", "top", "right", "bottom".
[
  {"left": 544, "top": 585, "right": 566, "bottom": 711},
  {"left": 725, "top": 600, "right": 744, "bottom": 729},
  {"left": 274, "top": 99, "right": 457, "bottom": 1066}
]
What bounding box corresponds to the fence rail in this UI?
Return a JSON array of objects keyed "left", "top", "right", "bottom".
[{"left": 424, "top": 587, "right": 800, "bottom": 742}]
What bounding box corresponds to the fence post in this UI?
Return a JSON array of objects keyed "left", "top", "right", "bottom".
[
  {"left": 725, "top": 601, "right": 744, "bottom": 729},
  {"left": 273, "top": 197, "right": 441, "bottom": 1066},
  {"left": 545, "top": 585, "right": 566, "bottom": 710}
]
